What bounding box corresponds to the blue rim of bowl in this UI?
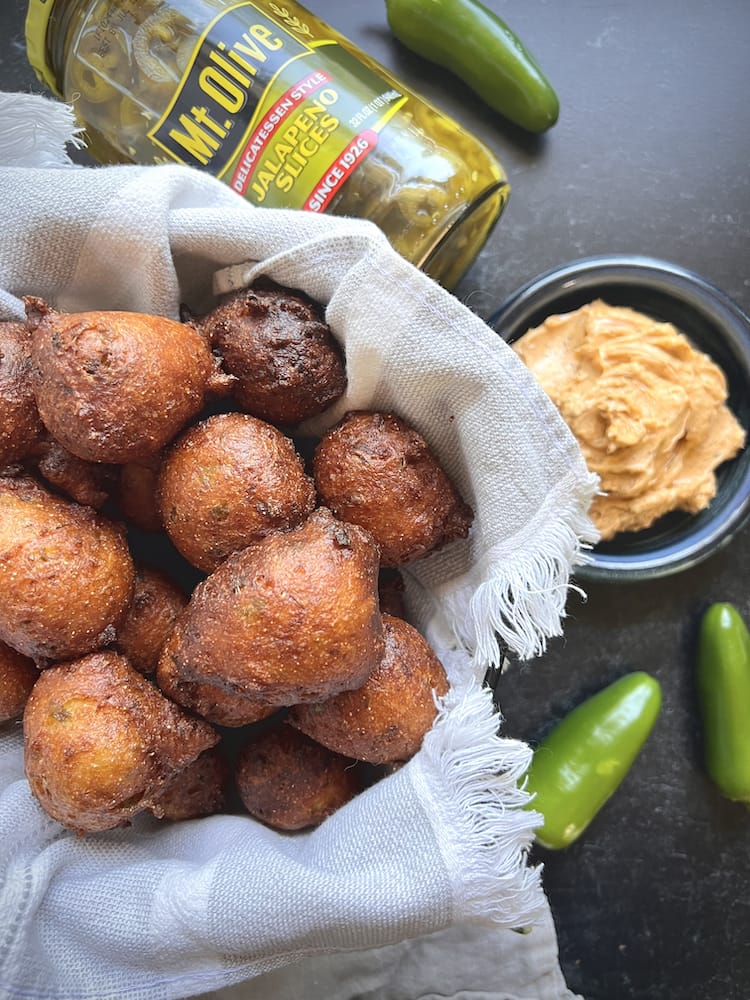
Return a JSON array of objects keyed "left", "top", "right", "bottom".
[{"left": 489, "top": 254, "right": 750, "bottom": 583}]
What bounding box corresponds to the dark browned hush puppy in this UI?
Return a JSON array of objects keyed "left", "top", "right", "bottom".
[
  {"left": 193, "top": 282, "right": 346, "bottom": 426},
  {"left": 313, "top": 410, "right": 473, "bottom": 567},
  {"left": 163, "top": 507, "right": 384, "bottom": 705},
  {"left": 148, "top": 745, "right": 229, "bottom": 822},
  {"left": 289, "top": 614, "right": 449, "bottom": 764},
  {"left": 115, "top": 564, "right": 188, "bottom": 675},
  {"left": 25, "top": 297, "right": 215, "bottom": 463},
  {"left": 0, "top": 641, "right": 39, "bottom": 723},
  {"left": 23, "top": 650, "right": 219, "bottom": 834},
  {"left": 0, "top": 319, "right": 45, "bottom": 466},
  {"left": 158, "top": 412, "right": 316, "bottom": 573},
  {"left": 156, "top": 631, "right": 279, "bottom": 728},
  {"left": 235, "top": 724, "right": 359, "bottom": 831},
  {"left": 0, "top": 474, "right": 135, "bottom": 663}
]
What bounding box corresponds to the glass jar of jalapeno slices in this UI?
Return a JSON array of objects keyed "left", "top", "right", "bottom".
[{"left": 26, "top": 0, "right": 509, "bottom": 289}]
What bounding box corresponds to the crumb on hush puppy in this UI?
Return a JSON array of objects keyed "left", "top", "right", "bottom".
[
  {"left": 156, "top": 631, "right": 279, "bottom": 728},
  {"left": 25, "top": 297, "right": 214, "bottom": 463},
  {"left": 0, "top": 474, "right": 135, "bottom": 664},
  {"left": 193, "top": 282, "right": 346, "bottom": 426},
  {"left": 165, "top": 507, "right": 384, "bottom": 705},
  {"left": 235, "top": 724, "right": 359, "bottom": 830},
  {"left": 115, "top": 564, "right": 188, "bottom": 675},
  {"left": 23, "top": 650, "right": 219, "bottom": 834},
  {"left": 0, "top": 641, "right": 39, "bottom": 723},
  {"left": 313, "top": 410, "right": 473, "bottom": 567},
  {"left": 289, "top": 614, "right": 448, "bottom": 764},
  {"left": 0, "top": 319, "right": 45, "bottom": 466},
  {"left": 158, "top": 412, "right": 316, "bottom": 573}
]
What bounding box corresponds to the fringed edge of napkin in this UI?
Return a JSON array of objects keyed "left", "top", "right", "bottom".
[
  {"left": 410, "top": 673, "right": 546, "bottom": 929},
  {"left": 0, "top": 94, "right": 83, "bottom": 168},
  {"left": 436, "top": 469, "right": 601, "bottom": 666}
]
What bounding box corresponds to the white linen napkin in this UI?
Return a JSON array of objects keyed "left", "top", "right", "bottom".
[{"left": 0, "top": 92, "right": 594, "bottom": 1000}]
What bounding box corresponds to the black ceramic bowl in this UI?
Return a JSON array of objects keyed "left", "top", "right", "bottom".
[{"left": 490, "top": 255, "right": 750, "bottom": 582}]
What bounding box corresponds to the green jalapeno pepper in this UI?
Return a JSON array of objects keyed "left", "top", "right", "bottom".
[
  {"left": 384, "top": 0, "right": 559, "bottom": 132},
  {"left": 696, "top": 602, "right": 750, "bottom": 804},
  {"left": 524, "top": 671, "right": 662, "bottom": 849}
]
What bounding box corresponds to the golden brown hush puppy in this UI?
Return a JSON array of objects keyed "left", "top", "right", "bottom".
[
  {"left": 115, "top": 564, "right": 188, "bottom": 675},
  {"left": 34, "top": 437, "right": 117, "bottom": 509},
  {"left": 193, "top": 282, "right": 346, "bottom": 426},
  {"left": 158, "top": 412, "right": 316, "bottom": 573},
  {"left": 148, "top": 745, "right": 229, "bottom": 822},
  {"left": 313, "top": 410, "right": 474, "bottom": 567},
  {"left": 25, "top": 297, "right": 214, "bottom": 463},
  {"left": 116, "top": 456, "right": 164, "bottom": 533},
  {"left": 289, "top": 614, "right": 449, "bottom": 764},
  {"left": 23, "top": 650, "right": 219, "bottom": 834},
  {"left": 156, "top": 631, "right": 279, "bottom": 728},
  {"left": 0, "top": 320, "right": 45, "bottom": 466},
  {"left": 165, "top": 507, "right": 384, "bottom": 705},
  {"left": 0, "top": 474, "right": 135, "bottom": 663},
  {"left": 235, "top": 724, "right": 359, "bottom": 830},
  {"left": 0, "top": 641, "right": 39, "bottom": 723}
]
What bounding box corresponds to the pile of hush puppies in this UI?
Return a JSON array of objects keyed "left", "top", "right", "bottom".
[{"left": 0, "top": 280, "right": 475, "bottom": 836}]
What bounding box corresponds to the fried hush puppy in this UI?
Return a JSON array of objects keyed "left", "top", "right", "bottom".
[
  {"left": 116, "top": 456, "right": 163, "bottom": 533},
  {"left": 313, "top": 411, "right": 473, "bottom": 566},
  {"left": 157, "top": 631, "right": 279, "bottom": 728},
  {"left": 158, "top": 412, "right": 316, "bottom": 573},
  {"left": 289, "top": 614, "right": 449, "bottom": 764},
  {"left": 147, "top": 745, "right": 228, "bottom": 822},
  {"left": 194, "top": 282, "right": 346, "bottom": 426},
  {"left": 164, "top": 507, "right": 384, "bottom": 705},
  {"left": 235, "top": 724, "right": 359, "bottom": 831},
  {"left": 0, "top": 475, "right": 135, "bottom": 663},
  {"left": 34, "top": 437, "right": 117, "bottom": 509},
  {"left": 23, "top": 650, "right": 219, "bottom": 834},
  {"left": 7, "top": 278, "right": 469, "bottom": 834},
  {"left": 0, "top": 320, "right": 45, "bottom": 466},
  {"left": 115, "top": 564, "right": 188, "bottom": 675},
  {"left": 25, "top": 297, "right": 214, "bottom": 463},
  {"left": 0, "top": 641, "right": 39, "bottom": 723}
]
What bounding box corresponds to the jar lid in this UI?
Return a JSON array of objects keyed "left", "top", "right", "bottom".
[{"left": 25, "top": 0, "right": 63, "bottom": 97}]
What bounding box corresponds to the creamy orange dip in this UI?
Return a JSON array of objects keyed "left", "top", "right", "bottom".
[{"left": 514, "top": 300, "right": 746, "bottom": 540}]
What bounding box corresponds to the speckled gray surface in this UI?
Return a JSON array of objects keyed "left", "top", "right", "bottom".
[{"left": 2, "top": 3, "right": 749, "bottom": 998}]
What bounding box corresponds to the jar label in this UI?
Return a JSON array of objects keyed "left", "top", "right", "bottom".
[{"left": 148, "top": 1, "right": 406, "bottom": 211}]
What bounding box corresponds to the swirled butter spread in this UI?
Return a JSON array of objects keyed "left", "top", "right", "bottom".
[{"left": 514, "top": 300, "right": 746, "bottom": 540}]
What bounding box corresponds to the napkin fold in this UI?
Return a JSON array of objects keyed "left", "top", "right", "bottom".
[{"left": 0, "top": 92, "right": 594, "bottom": 1000}]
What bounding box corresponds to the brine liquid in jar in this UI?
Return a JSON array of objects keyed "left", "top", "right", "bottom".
[{"left": 27, "top": 0, "right": 509, "bottom": 288}]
